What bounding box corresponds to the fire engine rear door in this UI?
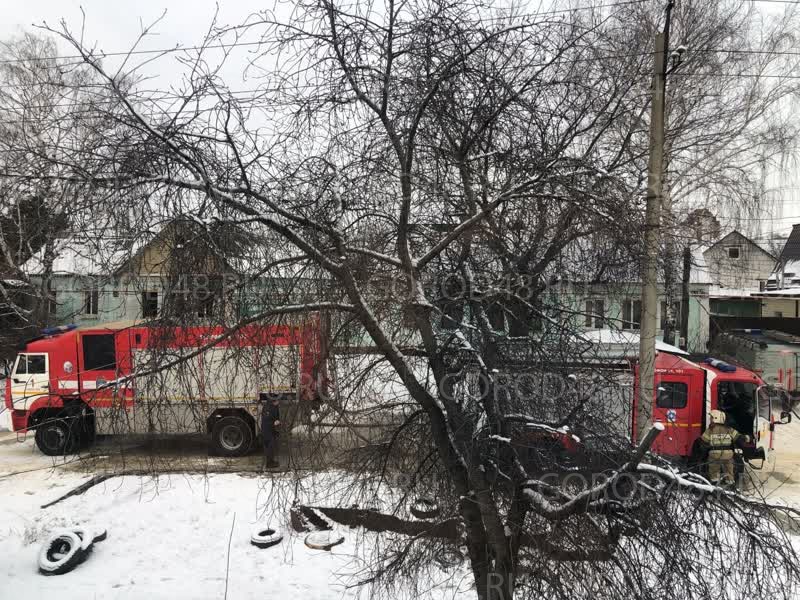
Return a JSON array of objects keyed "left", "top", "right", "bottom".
[{"left": 652, "top": 371, "right": 703, "bottom": 457}]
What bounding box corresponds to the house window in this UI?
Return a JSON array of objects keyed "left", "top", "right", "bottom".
[
  {"left": 47, "top": 281, "right": 57, "bottom": 315},
  {"left": 487, "top": 303, "right": 505, "bottom": 331},
  {"left": 660, "top": 301, "right": 681, "bottom": 331},
  {"left": 142, "top": 291, "right": 159, "bottom": 318},
  {"left": 197, "top": 293, "right": 214, "bottom": 318},
  {"left": 584, "top": 299, "right": 604, "bottom": 328},
  {"left": 84, "top": 290, "right": 99, "bottom": 315},
  {"left": 622, "top": 299, "right": 642, "bottom": 330},
  {"left": 728, "top": 247, "right": 740, "bottom": 259},
  {"left": 656, "top": 381, "right": 688, "bottom": 409}
]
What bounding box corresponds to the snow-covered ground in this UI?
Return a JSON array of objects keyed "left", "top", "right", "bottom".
[
  {"left": 0, "top": 442, "right": 471, "bottom": 600},
  {"left": 750, "top": 417, "right": 800, "bottom": 505},
  {"left": 2, "top": 415, "right": 800, "bottom": 600}
]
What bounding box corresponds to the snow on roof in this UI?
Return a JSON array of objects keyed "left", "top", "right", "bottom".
[
  {"left": 754, "top": 286, "right": 800, "bottom": 297},
  {"left": 21, "top": 236, "right": 135, "bottom": 276},
  {"left": 774, "top": 258, "right": 800, "bottom": 277},
  {"left": 690, "top": 247, "right": 712, "bottom": 284},
  {"left": 580, "top": 329, "right": 689, "bottom": 356},
  {"left": 708, "top": 286, "right": 761, "bottom": 298}
]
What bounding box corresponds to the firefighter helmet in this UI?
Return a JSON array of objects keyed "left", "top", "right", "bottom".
[{"left": 710, "top": 409, "right": 727, "bottom": 425}]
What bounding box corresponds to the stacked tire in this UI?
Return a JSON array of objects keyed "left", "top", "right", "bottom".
[{"left": 38, "top": 528, "right": 107, "bottom": 575}]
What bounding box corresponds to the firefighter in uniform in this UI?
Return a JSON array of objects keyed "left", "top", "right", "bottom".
[
  {"left": 700, "top": 409, "right": 749, "bottom": 486},
  {"left": 261, "top": 395, "right": 281, "bottom": 469}
]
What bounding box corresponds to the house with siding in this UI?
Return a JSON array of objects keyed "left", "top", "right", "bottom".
[
  {"left": 21, "top": 221, "right": 323, "bottom": 329},
  {"left": 702, "top": 230, "right": 776, "bottom": 290},
  {"left": 553, "top": 280, "right": 711, "bottom": 354}
]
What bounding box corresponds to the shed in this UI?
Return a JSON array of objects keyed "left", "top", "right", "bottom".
[{"left": 712, "top": 329, "right": 800, "bottom": 391}]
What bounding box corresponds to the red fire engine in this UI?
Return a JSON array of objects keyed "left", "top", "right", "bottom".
[
  {"left": 633, "top": 351, "right": 792, "bottom": 465},
  {"left": 4, "top": 319, "right": 325, "bottom": 456}
]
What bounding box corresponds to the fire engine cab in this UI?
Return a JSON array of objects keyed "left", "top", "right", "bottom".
[
  {"left": 4, "top": 320, "right": 325, "bottom": 457},
  {"left": 633, "top": 351, "right": 792, "bottom": 465}
]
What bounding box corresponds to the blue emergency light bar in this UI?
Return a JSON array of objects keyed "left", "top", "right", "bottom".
[
  {"left": 41, "top": 324, "right": 78, "bottom": 336},
  {"left": 704, "top": 358, "right": 737, "bottom": 373}
]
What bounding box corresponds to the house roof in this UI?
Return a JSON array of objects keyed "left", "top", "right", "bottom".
[
  {"left": 778, "top": 224, "right": 800, "bottom": 265},
  {"left": 703, "top": 230, "right": 776, "bottom": 261},
  {"left": 580, "top": 329, "right": 689, "bottom": 356},
  {"left": 690, "top": 246, "right": 712, "bottom": 284}
]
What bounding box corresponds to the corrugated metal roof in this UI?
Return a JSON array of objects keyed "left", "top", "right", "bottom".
[{"left": 779, "top": 224, "right": 800, "bottom": 264}]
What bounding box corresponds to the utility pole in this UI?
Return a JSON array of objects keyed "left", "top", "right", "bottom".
[
  {"left": 637, "top": 2, "right": 674, "bottom": 440},
  {"left": 679, "top": 244, "right": 691, "bottom": 350}
]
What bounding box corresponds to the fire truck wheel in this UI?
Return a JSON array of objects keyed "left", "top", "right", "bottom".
[
  {"left": 38, "top": 531, "right": 85, "bottom": 575},
  {"left": 34, "top": 419, "right": 79, "bottom": 456},
  {"left": 211, "top": 416, "right": 254, "bottom": 457}
]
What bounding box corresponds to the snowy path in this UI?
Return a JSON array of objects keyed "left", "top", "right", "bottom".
[
  {"left": 747, "top": 418, "right": 800, "bottom": 506},
  {"left": 0, "top": 463, "right": 471, "bottom": 600}
]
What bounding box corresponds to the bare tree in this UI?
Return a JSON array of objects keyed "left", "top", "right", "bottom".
[
  {"left": 0, "top": 32, "right": 131, "bottom": 355},
  {"left": 5, "top": 1, "right": 800, "bottom": 598}
]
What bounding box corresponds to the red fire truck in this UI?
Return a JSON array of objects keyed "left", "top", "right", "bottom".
[
  {"left": 4, "top": 319, "right": 325, "bottom": 456},
  {"left": 632, "top": 351, "right": 792, "bottom": 465}
]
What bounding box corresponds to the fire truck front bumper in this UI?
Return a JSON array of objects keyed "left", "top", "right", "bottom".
[{"left": 10, "top": 410, "right": 28, "bottom": 432}]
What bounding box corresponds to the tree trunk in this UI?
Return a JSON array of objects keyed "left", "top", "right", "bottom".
[{"left": 680, "top": 245, "right": 691, "bottom": 350}]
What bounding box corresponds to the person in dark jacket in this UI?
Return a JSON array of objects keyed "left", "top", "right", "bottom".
[
  {"left": 700, "top": 409, "right": 749, "bottom": 486},
  {"left": 261, "top": 395, "right": 281, "bottom": 469}
]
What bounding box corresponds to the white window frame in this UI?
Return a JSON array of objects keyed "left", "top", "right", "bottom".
[
  {"left": 584, "top": 299, "right": 604, "bottom": 328},
  {"left": 622, "top": 298, "right": 642, "bottom": 330},
  {"left": 84, "top": 289, "right": 100, "bottom": 316}
]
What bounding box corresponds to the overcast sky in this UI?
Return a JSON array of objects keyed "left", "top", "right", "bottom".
[
  {"left": 3, "top": 0, "right": 799, "bottom": 240},
  {"left": 0, "top": 1, "right": 250, "bottom": 54}
]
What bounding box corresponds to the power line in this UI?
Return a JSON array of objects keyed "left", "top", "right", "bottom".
[
  {"left": 0, "top": 0, "right": 795, "bottom": 67},
  {"left": 0, "top": 0, "right": 689, "bottom": 67},
  {"left": 6, "top": 50, "right": 800, "bottom": 117}
]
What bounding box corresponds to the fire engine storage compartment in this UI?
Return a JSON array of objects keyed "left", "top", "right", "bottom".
[{"left": 713, "top": 329, "right": 800, "bottom": 392}]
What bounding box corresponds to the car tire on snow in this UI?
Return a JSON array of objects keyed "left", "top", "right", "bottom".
[
  {"left": 250, "top": 525, "right": 284, "bottom": 549},
  {"left": 92, "top": 529, "right": 108, "bottom": 543},
  {"left": 410, "top": 498, "right": 440, "bottom": 520},
  {"left": 38, "top": 531, "right": 86, "bottom": 576},
  {"left": 69, "top": 528, "right": 96, "bottom": 564},
  {"left": 435, "top": 546, "right": 464, "bottom": 569},
  {"left": 304, "top": 530, "right": 344, "bottom": 551}
]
